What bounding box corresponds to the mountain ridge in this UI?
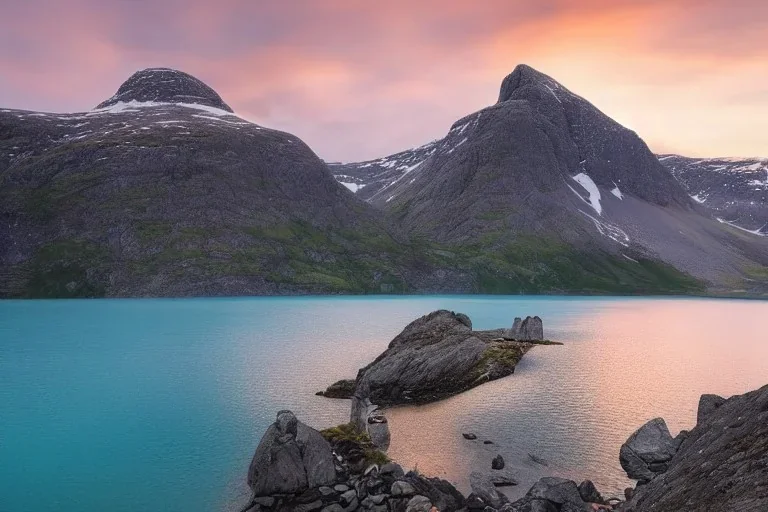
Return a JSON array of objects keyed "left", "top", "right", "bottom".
[{"left": 2, "top": 66, "right": 767, "bottom": 297}]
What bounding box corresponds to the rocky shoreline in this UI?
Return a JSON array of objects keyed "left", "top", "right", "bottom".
[{"left": 240, "top": 312, "right": 767, "bottom": 512}]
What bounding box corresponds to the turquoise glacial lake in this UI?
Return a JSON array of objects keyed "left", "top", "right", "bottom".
[{"left": 1, "top": 296, "right": 767, "bottom": 511}]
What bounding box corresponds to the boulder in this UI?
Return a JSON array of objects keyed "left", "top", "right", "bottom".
[
  {"left": 526, "top": 477, "right": 586, "bottom": 507},
  {"left": 405, "top": 495, "right": 433, "bottom": 512},
  {"left": 504, "top": 316, "right": 544, "bottom": 341},
  {"left": 247, "top": 411, "right": 336, "bottom": 496},
  {"left": 696, "top": 393, "right": 725, "bottom": 425},
  {"left": 577, "top": 480, "right": 604, "bottom": 504},
  {"left": 351, "top": 310, "right": 539, "bottom": 406},
  {"left": 470, "top": 471, "right": 506, "bottom": 509},
  {"left": 619, "top": 418, "right": 677, "bottom": 482},
  {"left": 492, "top": 454, "right": 505, "bottom": 470},
  {"left": 519, "top": 316, "right": 544, "bottom": 341}
]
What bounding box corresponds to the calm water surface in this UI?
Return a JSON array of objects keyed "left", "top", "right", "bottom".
[{"left": 1, "top": 296, "right": 766, "bottom": 511}]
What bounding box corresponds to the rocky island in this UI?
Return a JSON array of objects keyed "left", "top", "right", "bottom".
[{"left": 318, "top": 310, "right": 559, "bottom": 437}]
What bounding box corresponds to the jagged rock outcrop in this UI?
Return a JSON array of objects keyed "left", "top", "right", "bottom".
[
  {"left": 504, "top": 316, "right": 544, "bottom": 341},
  {"left": 696, "top": 393, "right": 725, "bottom": 425},
  {"left": 619, "top": 418, "right": 678, "bottom": 483},
  {"left": 244, "top": 412, "right": 464, "bottom": 511},
  {"left": 349, "top": 310, "right": 548, "bottom": 407},
  {"left": 247, "top": 410, "right": 336, "bottom": 496},
  {"left": 319, "top": 379, "right": 357, "bottom": 399},
  {"left": 624, "top": 385, "right": 768, "bottom": 512}
]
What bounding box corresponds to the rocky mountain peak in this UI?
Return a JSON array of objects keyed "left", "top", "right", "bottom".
[
  {"left": 95, "top": 67, "right": 233, "bottom": 112},
  {"left": 497, "top": 64, "right": 566, "bottom": 103}
]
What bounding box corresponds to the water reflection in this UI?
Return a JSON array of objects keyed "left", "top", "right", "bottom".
[{"left": 1, "top": 297, "right": 766, "bottom": 512}]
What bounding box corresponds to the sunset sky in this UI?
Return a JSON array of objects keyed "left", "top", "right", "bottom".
[{"left": 1, "top": 0, "right": 766, "bottom": 162}]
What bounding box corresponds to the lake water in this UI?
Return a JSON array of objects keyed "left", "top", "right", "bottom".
[{"left": 1, "top": 296, "right": 766, "bottom": 511}]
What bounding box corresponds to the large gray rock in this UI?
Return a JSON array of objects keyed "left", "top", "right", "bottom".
[
  {"left": 619, "top": 418, "right": 678, "bottom": 483},
  {"left": 696, "top": 393, "right": 725, "bottom": 425},
  {"left": 351, "top": 310, "right": 534, "bottom": 407},
  {"left": 626, "top": 385, "right": 768, "bottom": 512},
  {"left": 526, "top": 477, "right": 587, "bottom": 507},
  {"left": 470, "top": 471, "right": 506, "bottom": 509},
  {"left": 247, "top": 410, "right": 336, "bottom": 496}
]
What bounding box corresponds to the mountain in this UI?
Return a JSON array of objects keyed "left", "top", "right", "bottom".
[
  {"left": 659, "top": 155, "right": 768, "bottom": 236},
  {"left": 0, "top": 68, "right": 445, "bottom": 297},
  {"left": 332, "top": 65, "right": 768, "bottom": 296}
]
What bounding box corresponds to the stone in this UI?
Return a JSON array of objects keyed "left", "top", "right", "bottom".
[
  {"left": 577, "top": 480, "right": 604, "bottom": 504},
  {"left": 293, "top": 500, "right": 323, "bottom": 512},
  {"left": 248, "top": 411, "right": 336, "bottom": 496},
  {"left": 318, "top": 486, "right": 336, "bottom": 496},
  {"left": 483, "top": 440, "right": 494, "bottom": 445},
  {"left": 340, "top": 489, "right": 357, "bottom": 505},
  {"left": 625, "top": 385, "right": 768, "bottom": 511},
  {"left": 405, "top": 495, "right": 433, "bottom": 512},
  {"left": 334, "top": 484, "right": 349, "bottom": 492},
  {"left": 470, "top": 471, "right": 506, "bottom": 509},
  {"left": 504, "top": 316, "right": 544, "bottom": 341},
  {"left": 696, "top": 394, "right": 725, "bottom": 425},
  {"left": 492, "top": 454, "right": 505, "bottom": 470},
  {"left": 530, "top": 500, "right": 558, "bottom": 512},
  {"left": 381, "top": 463, "right": 405, "bottom": 479},
  {"left": 464, "top": 493, "right": 487, "bottom": 510},
  {"left": 619, "top": 418, "right": 678, "bottom": 482},
  {"left": 253, "top": 496, "right": 275, "bottom": 507},
  {"left": 463, "top": 433, "right": 478, "bottom": 440},
  {"left": 320, "top": 505, "right": 344, "bottom": 512},
  {"left": 526, "top": 477, "right": 585, "bottom": 506},
  {"left": 391, "top": 480, "right": 417, "bottom": 496},
  {"left": 321, "top": 379, "right": 357, "bottom": 399},
  {"left": 351, "top": 310, "right": 537, "bottom": 406},
  {"left": 518, "top": 316, "right": 544, "bottom": 341},
  {"left": 489, "top": 472, "right": 518, "bottom": 487}
]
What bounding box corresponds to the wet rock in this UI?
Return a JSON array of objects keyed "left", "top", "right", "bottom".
[
  {"left": 247, "top": 410, "right": 336, "bottom": 496},
  {"left": 619, "top": 418, "right": 678, "bottom": 482},
  {"left": 492, "top": 454, "right": 505, "bottom": 470}
]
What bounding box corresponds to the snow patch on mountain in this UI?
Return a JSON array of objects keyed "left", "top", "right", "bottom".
[{"left": 570, "top": 173, "right": 603, "bottom": 215}]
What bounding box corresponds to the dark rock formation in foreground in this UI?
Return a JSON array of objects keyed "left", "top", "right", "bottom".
[
  {"left": 623, "top": 384, "right": 768, "bottom": 512},
  {"left": 243, "top": 384, "right": 768, "bottom": 512}
]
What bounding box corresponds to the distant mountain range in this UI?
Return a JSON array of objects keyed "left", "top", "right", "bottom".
[
  {"left": 658, "top": 155, "right": 768, "bottom": 236},
  {"left": 1, "top": 66, "right": 766, "bottom": 297}
]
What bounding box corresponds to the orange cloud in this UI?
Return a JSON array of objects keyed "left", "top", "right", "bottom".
[{"left": 0, "top": 0, "right": 765, "bottom": 160}]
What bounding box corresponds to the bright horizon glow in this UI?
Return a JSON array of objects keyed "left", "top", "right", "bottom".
[{"left": 1, "top": 0, "right": 766, "bottom": 162}]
